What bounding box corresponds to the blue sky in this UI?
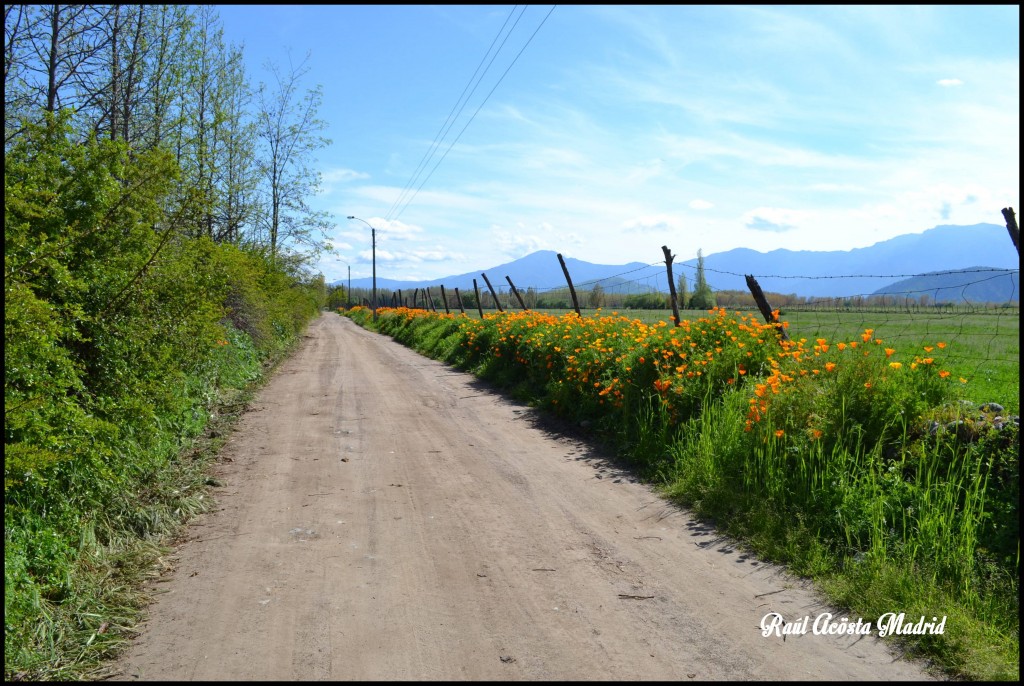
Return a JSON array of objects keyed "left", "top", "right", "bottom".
[{"left": 215, "top": 5, "right": 1020, "bottom": 284}]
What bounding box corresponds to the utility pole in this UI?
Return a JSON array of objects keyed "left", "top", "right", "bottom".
[{"left": 347, "top": 216, "right": 378, "bottom": 320}]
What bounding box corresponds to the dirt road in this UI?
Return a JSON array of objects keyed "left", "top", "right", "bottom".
[{"left": 115, "top": 313, "right": 935, "bottom": 680}]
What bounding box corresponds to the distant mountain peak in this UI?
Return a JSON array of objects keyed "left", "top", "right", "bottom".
[{"left": 336, "top": 223, "right": 1019, "bottom": 300}]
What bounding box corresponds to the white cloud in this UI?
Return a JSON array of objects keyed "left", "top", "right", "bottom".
[
  {"left": 622, "top": 213, "right": 685, "bottom": 233},
  {"left": 322, "top": 167, "right": 370, "bottom": 183},
  {"left": 343, "top": 217, "right": 424, "bottom": 242},
  {"left": 937, "top": 78, "right": 964, "bottom": 87},
  {"left": 325, "top": 240, "right": 353, "bottom": 252},
  {"left": 689, "top": 199, "right": 714, "bottom": 210},
  {"left": 741, "top": 207, "right": 813, "bottom": 233},
  {"left": 357, "top": 247, "right": 464, "bottom": 265},
  {"left": 493, "top": 227, "right": 551, "bottom": 257}
]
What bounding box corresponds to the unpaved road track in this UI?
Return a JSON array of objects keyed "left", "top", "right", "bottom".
[{"left": 115, "top": 313, "right": 935, "bottom": 680}]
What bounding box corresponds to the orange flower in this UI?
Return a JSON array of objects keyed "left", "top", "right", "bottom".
[
  {"left": 884, "top": 348, "right": 895, "bottom": 358},
  {"left": 824, "top": 362, "right": 837, "bottom": 372},
  {"left": 937, "top": 342, "right": 946, "bottom": 349},
  {"left": 775, "top": 430, "right": 785, "bottom": 438},
  {"left": 923, "top": 346, "right": 933, "bottom": 353},
  {"left": 836, "top": 342, "right": 847, "bottom": 351},
  {"left": 864, "top": 382, "right": 872, "bottom": 388},
  {"left": 938, "top": 370, "right": 951, "bottom": 378},
  {"left": 889, "top": 362, "right": 902, "bottom": 370}
]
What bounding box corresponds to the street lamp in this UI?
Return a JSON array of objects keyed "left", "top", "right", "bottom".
[{"left": 347, "top": 215, "right": 377, "bottom": 321}]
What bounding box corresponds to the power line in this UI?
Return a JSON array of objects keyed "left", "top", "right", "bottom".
[
  {"left": 391, "top": 5, "right": 557, "bottom": 222},
  {"left": 385, "top": 6, "right": 526, "bottom": 221}
]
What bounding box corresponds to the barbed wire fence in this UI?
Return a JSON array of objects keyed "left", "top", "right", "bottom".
[{"left": 352, "top": 210, "right": 1021, "bottom": 404}]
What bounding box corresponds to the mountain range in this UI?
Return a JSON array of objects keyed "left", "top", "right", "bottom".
[
  {"left": 871, "top": 267, "right": 1018, "bottom": 304},
  {"left": 335, "top": 223, "right": 1020, "bottom": 302}
]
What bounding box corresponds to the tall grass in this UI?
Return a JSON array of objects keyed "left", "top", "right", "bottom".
[{"left": 343, "top": 305, "right": 1019, "bottom": 680}]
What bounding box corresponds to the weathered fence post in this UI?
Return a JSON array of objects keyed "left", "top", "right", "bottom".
[
  {"left": 745, "top": 274, "right": 790, "bottom": 341},
  {"left": 480, "top": 273, "right": 504, "bottom": 313},
  {"left": 439, "top": 285, "right": 451, "bottom": 314},
  {"left": 1002, "top": 207, "right": 1020, "bottom": 255},
  {"left": 413, "top": 288, "right": 420, "bottom": 310},
  {"left": 662, "top": 245, "right": 681, "bottom": 327},
  {"left": 397, "top": 289, "right": 403, "bottom": 308},
  {"left": 473, "top": 278, "right": 484, "bottom": 318},
  {"left": 505, "top": 275, "right": 529, "bottom": 310},
  {"left": 557, "top": 253, "right": 582, "bottom": 316},
  {"left": 454, "top": 287, "right": 466, "bottom": 315}
]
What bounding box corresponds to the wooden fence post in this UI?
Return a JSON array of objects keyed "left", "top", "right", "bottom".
[
  {"left": 662, "top": 245, "right": 681, "bottom": 327},
  {"left": 454, "top": 287, "right": 466, "bottom": 315},
  {"left": 439, "top": 285, "right": 451, "bottom": 314},
  {"left": 557, "top": 253, "right": 581, "bottom": 316},
  {"left": 1002, "top": 207, "right": 1020, "bottom": 255},
  {"left": 413, "top": 288, "right": 420, "bottom": 309},
  {"left": 473, "top": 278, "right": 484, "bottom": 319},
  {"left": 397, "top": 289, "right": 403, "bottom": 308},
  {"left": 480, "top": 272, "right": 504, "bottom": 312},
  {"left": 745, "top": 274, "right": 790, "bottom": 341},
  {"left": 505, "top": 275, "right": 529, "bottom": 310}
]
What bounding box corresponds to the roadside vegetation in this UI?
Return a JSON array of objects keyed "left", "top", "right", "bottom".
[
  {"left": 342, "top": 305, "right": 1019, "bottom": 681},
  {"left": 5, "top": 5, "right": 329, "bottom": 679}
]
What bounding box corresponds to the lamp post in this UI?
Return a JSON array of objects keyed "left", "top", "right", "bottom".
[{"left": 347, "top": 215, "right": 377, "bottom": 321}]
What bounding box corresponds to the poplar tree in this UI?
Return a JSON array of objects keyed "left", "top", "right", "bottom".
[
  {"left": 676, "top": 273, "right": 689, "bottom": 311},
  {"left": 688, "top": 249, "right": 716, "bottom": 310}
]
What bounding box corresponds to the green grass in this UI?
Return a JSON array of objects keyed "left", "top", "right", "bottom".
[{"left": 4, "top": 327, "right": 303, "bottom": 680}]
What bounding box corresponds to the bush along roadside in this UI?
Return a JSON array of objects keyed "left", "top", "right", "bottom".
[
  {"left": 4, "top": 116, "right": 327, "bottom": 680},
  {"left": 342, "top": 305, "right": 1019, "bottom": 681}
]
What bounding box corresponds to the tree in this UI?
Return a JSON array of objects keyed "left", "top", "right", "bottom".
[
  {"left": 524, "top": 286, "right": 538, "bottom": 309},
  {"left": 676, "top": 273, "right": 689, "bottom": 311},
  {"left": 254, "top": 52, "right": 331, "bottom": 264},
  {"left": 326, "top": 284, "right": 347, "bottom": 310},
  {"left": 588, "top": 283, "right": 605, "bottom": 308},
  {"left": 688, "top": 249, "right": 716, "bottom": 310}
]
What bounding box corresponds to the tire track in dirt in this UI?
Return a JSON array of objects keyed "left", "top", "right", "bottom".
[{"left": 114, "top": 313, "right": 936, "bottom": 680}]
